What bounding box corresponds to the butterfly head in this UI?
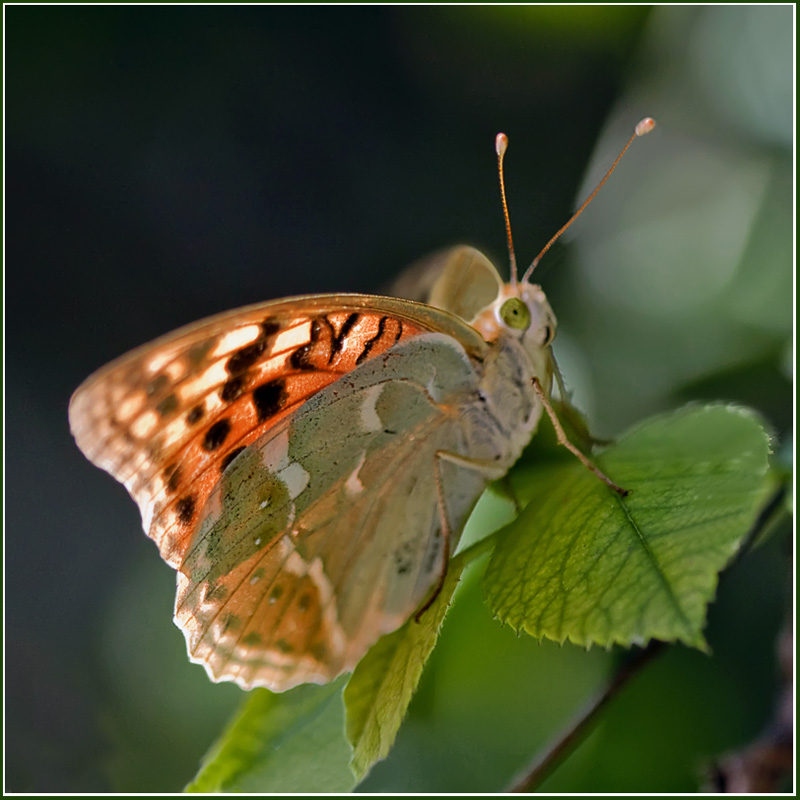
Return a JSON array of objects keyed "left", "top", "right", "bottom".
[
  {"left": 472, "top": 277, "right": 554, "bottom": 343},
  {"left": 422, "top": 245, "right": 557, "bottom": 372},
  {"left": 469, "top": 278, "right": 557, "bottom": 380}
]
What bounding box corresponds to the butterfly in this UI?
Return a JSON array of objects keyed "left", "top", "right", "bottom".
[{"left": 69, "top": 120, "right": 654, "bottom": 693}]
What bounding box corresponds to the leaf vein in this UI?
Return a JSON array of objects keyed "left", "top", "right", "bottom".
[{"left": 615, "top": 495, "right": 694, "bottom": 636}]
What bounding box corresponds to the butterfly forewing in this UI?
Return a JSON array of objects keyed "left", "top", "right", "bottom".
[{"left": 69, "top": 297, "right": 464, "bottom": 564}]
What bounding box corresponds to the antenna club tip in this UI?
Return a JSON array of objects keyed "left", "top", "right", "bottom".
[
  {"left": 495, "top": 132, "right": 508, "bottom": 156},
  {"left": 635, "top": 117, "right": 656, "bottom": 137}
]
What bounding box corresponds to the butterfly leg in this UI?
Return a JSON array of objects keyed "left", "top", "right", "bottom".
[
  {"left": 532, "top": 377, "right": 629, "bottom": 497},
  {"left": 414, "top": 453, "right": 455, "bottom": 621},
  {"left": 550, "top": 350, "right": 612, "bottom": 448},
  {"left": 415, "top": 450, "right": 508, "bottom": 621}
]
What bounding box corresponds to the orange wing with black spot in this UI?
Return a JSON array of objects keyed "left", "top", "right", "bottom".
[{"left": 69, "top": 293, "right": 487, "bottom": 569}]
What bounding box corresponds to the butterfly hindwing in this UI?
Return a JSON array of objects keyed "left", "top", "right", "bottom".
[{"left": 174, "top": 333, "right": 492, "bottom": 690}]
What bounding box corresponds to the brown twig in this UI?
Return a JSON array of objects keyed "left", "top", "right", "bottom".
[{"left": 506, "top": 641, "right": 666, "bottom": 792}]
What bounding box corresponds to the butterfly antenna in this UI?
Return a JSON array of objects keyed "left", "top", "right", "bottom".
[
  {"left": 495, "top": 132, "right": 518, "bottom": 287},
  {"left": 521, "top": 116, "right": 656, "bottom": 284}
]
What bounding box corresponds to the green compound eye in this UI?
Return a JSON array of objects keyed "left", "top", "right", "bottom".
[{"left": 499, "top": 297, "right": 531, "bottom": 330}]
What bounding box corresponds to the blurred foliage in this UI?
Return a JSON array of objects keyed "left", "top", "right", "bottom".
[{"left": 6, "top": 4, "right": 791, "bottom": 794}]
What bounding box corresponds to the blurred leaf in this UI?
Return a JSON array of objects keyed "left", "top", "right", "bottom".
[
  {"left": 345, "top": 552, "right": 469, "bottom": 782},
  {"left": 100, "top": 555, "right": 242, "bottom": 792},
  {"left": 485, "top": 405, "right": 771, "bottom": 649},
  {"left": 690, "top": 6, "right": 793, "bottom": 147},
  {"left": 186, "top": 676, "right": 353, "bottom": 793},
  {"left": 723, "top": 158, "right": 793, "bottom": 334},
  {"left": 672, "top": 346, "right": 791, "bottom": 435}
]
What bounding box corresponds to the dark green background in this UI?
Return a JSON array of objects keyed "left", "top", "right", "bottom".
[{"left": 6, "top": 5, "right": 792, "bottom": 793}]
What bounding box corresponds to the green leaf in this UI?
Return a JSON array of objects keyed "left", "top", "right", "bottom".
[
  {"left": 484, "top": 404, "right": 771, "bottom": 650},
  {"left": 344, "top": 552, "right": 469, "bottom": 782},
  {"left": 186, "top": 676, "right": 354, "bottom": 793}
]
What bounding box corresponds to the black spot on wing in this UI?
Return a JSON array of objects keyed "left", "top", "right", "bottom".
[
  {"left": 220, "top": 375, "right": 246, "bottom": 403},
  {"left": 252, "top": 379, "right": 288, "bottom": 422},
  {"left": 203, "top": 419, "right": 231, "bottom": 451},
  {"left": 146, "top": 374, "right": 169, "bottom": 397},
  {"left": 156, "top": 394, "right": 178, "bottom": 417},
  {"left": 186, "top": 339, "right": 215, "bottom": 367},
  {"left": 260, "top": 318, "right": 281, "bottom": 337},
  {"left": 164, "top": 464, "right": 181, "bottom": 493},
  {"left": 269, "top": 584, "right": 283, "bottom": 602},
  {"left": 329, "top": 313, "right": 360, "bottom": 363},
  {"left": 356, "top": 316, "right": 388, "bottom": 365},
  {"left": 227, "top": 340, "right": 269, "bottom": 375},
  {"left": 290, "top": 319, "right": 324, "bottom": 370},
  {"left": 297, "top": 593, "right": 312, "bottom": 612},
  {"left": 393, "top": 541, "right": 415, "bottom": 575},
  {"left": 187, "top": 403, "right": 204, "bottom": 425},
  {"left": 176, "top": 496, "right": 195, "bottom": 526}
]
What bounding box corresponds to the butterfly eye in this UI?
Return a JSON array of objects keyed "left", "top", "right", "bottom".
[{"left": 499, "top": 298, "right": 531, "bottom": 331}]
